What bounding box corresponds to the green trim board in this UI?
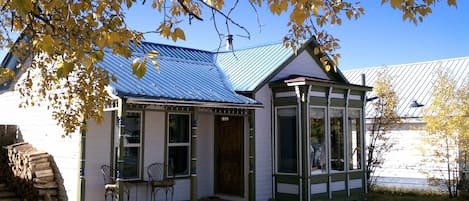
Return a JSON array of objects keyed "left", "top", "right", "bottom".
[
  {"left": 248, "top": 110, "right": 256, "bottom": 201},
  {"left": 309, "top": 175, "right": 328, "bottom": 184},
  {"left": 276, "top": 193, "right": 300, "bottom": 201},
  {"left": 309, "top": 97, "right": 327, "bottom": 106},
  {"left": 190, "top": 109, "right": 198, "bottom": 201},
  {"left": 274, "top": 97, "right": 298, "bottom": 106},
  {"left": 310, "top": 193, "right": 329, "bottom": 201}
]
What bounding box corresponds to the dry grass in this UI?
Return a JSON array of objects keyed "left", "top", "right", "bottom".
[{"left": 368, "top": 187, "right": 469, "bottom": 201}]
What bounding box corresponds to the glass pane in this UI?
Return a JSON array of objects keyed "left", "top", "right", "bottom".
[
  {"left": 169, "top": 114, "right": 190, "bottom": 143},
  {"left": 168, "top": 146, "right": 189, "bottom": 176},
  {"left": 310, "top": 108, "right": 327, "bottom": 175},
  {"left": 123, "top": 147, "right": 140, "bottom": 179},
  {"left": 277, "top": 107, "right": 297, "bottom": 174},
  {"left": 125, "top": 112, "right": 141, "bottom": 144},
  {"left": 330, "top": 109, "right": 344, "bottom": 171},
  {"left": 348, "top": 109, "right": 362, "bottom": 170}
]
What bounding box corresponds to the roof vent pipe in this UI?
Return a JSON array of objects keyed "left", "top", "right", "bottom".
[{"left": 361, "top": 73, "right": 366, "bottom": 86}]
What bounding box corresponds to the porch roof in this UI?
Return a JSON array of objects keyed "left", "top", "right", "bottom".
[{"left": 99, "top": 49, "right": 261, "bottom": 108}]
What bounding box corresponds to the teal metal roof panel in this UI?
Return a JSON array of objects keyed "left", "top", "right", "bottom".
[
  {"left": 343, "top": 57, "right": 469, "bottom": 118},
  {"left": 130, "top": 41, "right": 213, "bottom": 63},
  {"left": 99, "top": 51, "right": 259, "bottom": 105},
  {"left": 216, "top": 43, "right": 294, "bottom": 91}
]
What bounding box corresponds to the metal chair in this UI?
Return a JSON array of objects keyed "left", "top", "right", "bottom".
[
  {"left": 147, "top": 163, "right": 176, "bottom": 201},
  {"left": 100, "top": 165, "right": 129, "bottom": 201}
]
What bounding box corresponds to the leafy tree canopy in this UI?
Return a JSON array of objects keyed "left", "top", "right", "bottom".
[{"left": 0, "top": 0, "right": 458, "bottom": 134}]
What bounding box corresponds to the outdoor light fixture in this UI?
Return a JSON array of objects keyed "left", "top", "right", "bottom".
[
  {"left": 410, "top": 100, "right": 424, "bottom": 108},
  {"left": 225, "top": 34, "right": 233, "bottom": 51}
]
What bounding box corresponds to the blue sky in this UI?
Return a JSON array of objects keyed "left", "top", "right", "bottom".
[{"left": 1, "top": 1, "right": 468, "bottom": 70}]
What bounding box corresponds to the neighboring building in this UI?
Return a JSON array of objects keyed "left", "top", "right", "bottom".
[
  {"left": 0, "top": 39, "right": 370, "bottom": 201},
  {"left": 343, "top": 57, "right": 469, "bottom": 190}
]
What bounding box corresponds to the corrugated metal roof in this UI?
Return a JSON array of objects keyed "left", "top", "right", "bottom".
[
  {"left": 216, "top": 42, "right": 294, "bottom": 91},
  {"left": 130, "top": 41, "right": 213, "bottom": 63},
  {"left": 99, "top": 49, "right": 259, "bottom": 106},
  {"left": 343, "top": 57, "right": 469, "bottom": 118}
]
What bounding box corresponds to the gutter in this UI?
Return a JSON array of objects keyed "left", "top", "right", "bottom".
[{"left": 125, "top": 97, "right": 264, "bottom": 109}]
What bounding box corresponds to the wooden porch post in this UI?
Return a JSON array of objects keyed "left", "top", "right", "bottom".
[
  {"left": 116, "top": 98, "right": 127, "bottom": 201},
  {"left": 78, "top": 119, "right": 86, "bottom": 201},
  {"left": 298, "top": 85, "right": 311, "bottom": 201},
  {"left": 248, "top": 110, "right": 256, "bottom": 201},
  {"left": 190, "top": 108, "right": 198, "bottom": 201}
]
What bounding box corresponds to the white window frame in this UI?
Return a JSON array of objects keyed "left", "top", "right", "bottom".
[
  {"left": 122, "top": 110, "right": 143, "bottom": 180},
  {"left": 329, "top": 107, "right": 346, "bottom": 173},
  {"left": 167, "top": 112, "right": 191, "bottom": 178},
  {"left": 348, "top": 108, "right": 363, "bottom": 171},
  {"left": 310, "top": 106, "right": 328, "bottom": 175},
  {"left": 274, "top": 106, "right": 299, "bottom": 175}
]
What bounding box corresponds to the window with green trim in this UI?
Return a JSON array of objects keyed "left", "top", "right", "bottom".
[
  {"left": 330, "top": 108, "right": 344, "bottom": 171},
  {"left": 348, "top": 109, "right": 362, "bottom": 170},
  {"left": 123, "top": 111, "right": 142, "bottom": 179},
  {"left": 276, "top": 107, "right": 298, "bottom": 174},
  {"left": 310, "top": 107, "right": 327, "bottom": 175},
  {"left": 167, "top": 113, "right": 190, "bottom": 177}
]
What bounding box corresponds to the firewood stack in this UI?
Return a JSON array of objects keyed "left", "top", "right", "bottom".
[{"left": 6, "top": 142, "right": 59, "bottom": 201}]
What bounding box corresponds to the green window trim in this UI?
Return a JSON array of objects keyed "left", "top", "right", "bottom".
[{"left": 167, "top": 112, "right": 191, "bottom": 178}]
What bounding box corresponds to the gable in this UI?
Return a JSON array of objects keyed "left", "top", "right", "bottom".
[{"left": 271, "top": 51, "right": 329, "bottom": 82}]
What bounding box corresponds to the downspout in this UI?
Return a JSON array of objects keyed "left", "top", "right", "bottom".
[
  {"left": 116, "top": 97, "right": 127, "bottom": 201},
  {"left": 78, "top": 119, "right": 86, "bottom": 201}
]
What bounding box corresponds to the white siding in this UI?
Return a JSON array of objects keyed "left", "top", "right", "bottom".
[
  {"left": 85, "top": 112, "right": 113, "bottom": 201},
  {"left": 254, "top": 85, "right": 273, "bottom": 201},
  {"left": 197, "top": 112, "right": 214, "bottom": 197},
  {"left": 143, "top": 111, "right": 165, "bottom": 178},
  {"left": 272, "top": 51, "right": 328, "bottom": 81},
  {"left": 370, "top": 122, "right": 447, "bottom": 190},
  {"left": 0, "top": 91, "right": 80, "bottom": 200}
]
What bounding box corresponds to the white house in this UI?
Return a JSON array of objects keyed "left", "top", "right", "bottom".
[
  {"left": 0, "top": 38, "right": 371, "bottom": 201},
  {"left": 343, "top": 57, "right": 469, "bottom": 190}
]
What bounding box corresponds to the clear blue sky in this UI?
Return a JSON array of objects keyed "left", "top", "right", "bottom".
[{"left": 1, "top": 1, "right": 468, "bottom": 70}]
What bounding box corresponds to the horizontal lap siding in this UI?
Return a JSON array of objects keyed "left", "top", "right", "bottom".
[
  {"left": 0, "top": 91, "right": 79, "bottom": 200},
  {"left": 255, "top": 85, "right": 273, "bottom": 201},
  {"left": 197, "top": 112, "right": 214, "bottom": 197},
  {"left": 86, "top": 112, "right": 112, "bottom": 201}
]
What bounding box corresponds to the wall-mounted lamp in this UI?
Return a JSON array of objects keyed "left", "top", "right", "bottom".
[
  {"left": 226, "top": 34, "right": 233, "bottom": 51},
  {"left": 366, "top": 96, "right": 378, "bottom": 102},
  {"left": 410, "top": 100, "right": 424, "bottom": 108}
]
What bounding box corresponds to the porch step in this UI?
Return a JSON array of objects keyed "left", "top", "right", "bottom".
[{"left": 0, "top": 183, "right": 20, "bottom": 201}]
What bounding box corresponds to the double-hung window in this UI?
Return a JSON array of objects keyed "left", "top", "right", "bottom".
[
  {"left": 123, "top": 111, "right": 142, "bottom": 179},
  {"left": 167, "top": 113, "right": 190, "bottom": 177}
]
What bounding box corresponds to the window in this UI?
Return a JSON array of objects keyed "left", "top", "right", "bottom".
[
  {"left": 348, "top": 109, "right": 362, "bottom": 170},
  {"left": 123, "top": 111, "right": 142, "bottom": 179},
  {"left": 276, "top": 107, "right": 297, "bottom": 174},
  {"left": 310, "top": 107, "right": 327, "bottom": 175},
  {"left": 167, "top": 113, "right": 190, "bottom": 177},
  {"left": 330, "top": 108, "right": 344, "bottom": 171}
]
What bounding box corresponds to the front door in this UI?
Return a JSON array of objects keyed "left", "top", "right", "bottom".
[{"left": 215, "top": 115, "right": 244, "bottom": 196}]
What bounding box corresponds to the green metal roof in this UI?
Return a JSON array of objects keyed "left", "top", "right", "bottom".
[{"left": 216, "top": 42, "right": 294, "bottom": 92}]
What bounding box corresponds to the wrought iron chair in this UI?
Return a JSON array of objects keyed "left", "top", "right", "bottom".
[
  {"left": 100, "top": 165, "right": 129, "bottom": 201},
  {"left": 147, "top": 163, "right": 176, "bottom": 201}
]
